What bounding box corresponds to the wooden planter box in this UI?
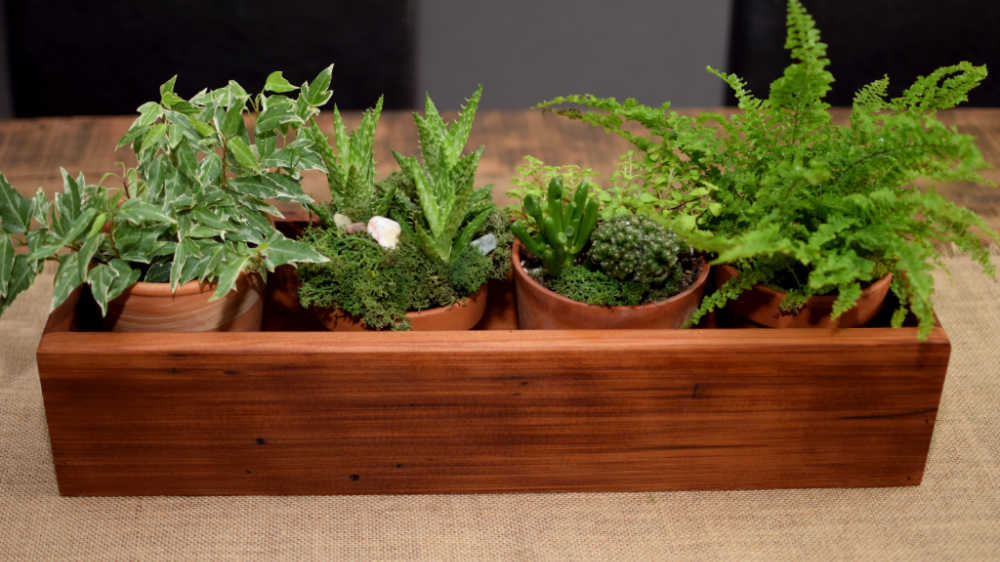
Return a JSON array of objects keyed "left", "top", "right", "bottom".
[{"left": 35, "top": 262, "right": 950, "bottom": 496}]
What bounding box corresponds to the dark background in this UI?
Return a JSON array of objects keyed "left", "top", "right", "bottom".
[
  {"left": 3, "top": 0, "right": 415, "bottom": 116},
  {"left": 730, "top": 0, "right": 999, "bottom": 106},
  {"left": 0, "top": 0, "right": 997, "bottom": 117}
]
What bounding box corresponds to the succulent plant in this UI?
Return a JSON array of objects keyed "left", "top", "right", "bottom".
[
  {"left": 588, "top": 214, "right": 686, "bottom": 293},
  {"left": 511, "top": 177, "right": 599, "bottom": 278}
]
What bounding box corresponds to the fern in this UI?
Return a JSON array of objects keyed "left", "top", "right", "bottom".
[{"left": 539, "top": 0, "right": 998, "bottom": 339}]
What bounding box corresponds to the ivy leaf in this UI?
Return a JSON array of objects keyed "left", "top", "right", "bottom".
[
  {"left": 189, "top": 207, "right": 231, "bottom": 231},
  {"left": 58, "top": 207, "right": 98, "bottom": 246},
  {"left": 137, "top": 122, "right": 168, "bottom": 155},
  {"left": 119, "top": 199, "right": 176, "bottom": 225},
  {"left": 256, "top": 134, "right": 278, "bottom": 159},
  {"left": 220, "top": 103, "right": 245, "bottom": 139},
  {"left": 200, "top": 246, "right": 226, "bottom": 282},
  {"left": 304, "top": 64, "right": 334, "bottom": 107},
  {"left": 229, "top": 173, "right": 311, "bottom": 204},
  {"left": 89, "top": 259, "right": 142, "bottom": 317},
  {"left": 51, "top": 252, "right": 84, "bottom": 312},
  {"left": 113, "top": 223, "right": 169, "bottom": 263},
  {"left": 169, "top": 237, "right": 193, "bottom": 290},
  {"left": 31, "top": 189, "right": 51, "bottom": 225},
  {"left": 261, "top": 237, "right": 328, "bottom": 270},
  {"left": 226, "top": 137, "right": 260, "bottom": 172},
  {"left": 212, "top": 253, "right": 249, "bottom": 300},
  {"left": 256, "top": 96, "right": 303, "bottom": 133},
  {"left": 264, "top": 71, "right": 298, "bottom": 94},
  {"left": 57, "top": 169, "right": 83, "bottom": 221},
  {"left": 0, "top": 254, "right": 39, "bottom": 317},
  {"left": 75, "top": 234, "right": 102, "bottom": 282},
  {"left": 0, "top": 236, "right": 13, "bottom": 296},
  {"left": 159, "top": 75, "right": 178, "bottom": 98},
  {"left": 25, "top": 230, "right": 62, "bottom": 261},
  {"left": 87, "top": 263, "right": 117, "bottom": 317},
  {"left": 0, "top": 173, "right": 32, "bottom": 233}
]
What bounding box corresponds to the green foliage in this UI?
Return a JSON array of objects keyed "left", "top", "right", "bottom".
[
  {"left": 392, "top": 86, "right": 493, "bottom": 266},
  {"left": 507, "top": 153, "right": 675, "bottom": 226},
  {"left": 295, "top": 85, "right": 512, "bottom": 330},
  {"left": 0, "top": 67, "right": 334, "bottom": 318},
  {"left": 297, "top": 225, "right": 468, "bottom": 330},
  {"left": 306, "top": 96, "right": 389, "bottom": 222},
  {"left": 511, "top": 177, "right": 599, "bottom": 277},
  {"left": 588, "top": 214, "right": 686, "bottom": 293},
  {"left": 507, "top": 156, "right": 598, "bottom": 220},
  {"left": 537, "top": 0, "right": 998, "bottom": 338},
  {"left": 542, "top": 263, "right": 648, "bottom": 307}
]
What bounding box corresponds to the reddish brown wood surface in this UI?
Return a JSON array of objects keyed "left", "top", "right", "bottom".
[
  {"left": 3, "top": 108, "right": 999, "bottom": 231},
  {"left": 36, "top": 285, "right": 949, "bottom": 496}
]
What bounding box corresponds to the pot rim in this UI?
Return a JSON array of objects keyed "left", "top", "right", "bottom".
[
  {"left": 512, "top": 240, "right": 711, "bottom": 312},
  {"left": 405, "top": 283, "right": 488, "bottom": 319},
  {"left": 716, "top": 263, "right": 893, "bottom": 303},
  {"left": 124, "top": 270, "right": 253, "bottom": 297}
]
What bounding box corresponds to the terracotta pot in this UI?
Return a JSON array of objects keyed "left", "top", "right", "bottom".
[
  {"left": 315, "top": 284, "right": 489, "bottom": 331},
  {"left": 511, "top": 241, "right": 710, "bottom": 329},
  {"left": 715, "top": 264, "right": 892, "bottom": 329},
  {"left": 104, "top": 271, "right": 263, "bottom": 332}
]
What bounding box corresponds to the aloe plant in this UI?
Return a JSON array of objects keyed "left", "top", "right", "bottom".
[
  {"left": 392, "top": 85, "right": 493, "bottom": 266},
  {"left": 305, "top": 96, "right": 393, "bottom": 222}
]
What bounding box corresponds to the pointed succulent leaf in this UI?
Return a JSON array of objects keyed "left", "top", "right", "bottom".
[
  {"left": 452, "top": 207, "right": 491, "bottom": 258},
  {"left": 450, "top": 85, "right": 483, "bottom": 163}
]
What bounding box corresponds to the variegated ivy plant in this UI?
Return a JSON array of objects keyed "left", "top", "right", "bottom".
[{"left": 0, "top": 67, "right": 333, "bottom": 318}]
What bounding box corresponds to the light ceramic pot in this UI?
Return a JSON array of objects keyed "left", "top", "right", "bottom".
[
  {"left": 314, "top": 284, "right": 489, "bottom": 331},
  {"left": 511, "top": 241, "right": 710, "bottom": 329},
  {"left": 715, "top": 264, "right": 893, "bottom": 329},
  {"left": 104, "top": 271, "right": 263, "bottom": 332}
]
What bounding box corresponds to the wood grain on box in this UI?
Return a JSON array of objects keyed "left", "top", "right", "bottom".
[{"left": 36, "top": 286, "right": 949, "bottom": 496}]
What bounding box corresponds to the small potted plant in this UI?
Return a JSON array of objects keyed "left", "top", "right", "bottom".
[
  {"left": 507, "top": 155, "right": 709, "bottom": 329},
  {"left": 295, "top": 86, "right": 512, "bottom": 330},
  {"left": 536, "top": 0, "right": 998, "bottom": 339},
  {"left": 0, "top": 68, "right": 332, "bottom": 330}
]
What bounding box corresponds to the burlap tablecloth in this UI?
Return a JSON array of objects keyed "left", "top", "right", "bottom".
[{"left": 2, "top": 258, "right": 998, "bottom": 561}]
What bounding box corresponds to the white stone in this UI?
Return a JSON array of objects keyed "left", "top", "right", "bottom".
[
  {"left": 367, "top": 216, "right": 402, "bottom": 249},
  {"left": 333, "top": 213, "right": 353, "bottom": 230},
  {"left": 470, "top": 233, "right": 497, "bottom": 255}
]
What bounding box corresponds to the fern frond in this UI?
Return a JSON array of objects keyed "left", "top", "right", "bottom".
[{"left": 893, "top": 62, "right": 987, "bottom": 113}]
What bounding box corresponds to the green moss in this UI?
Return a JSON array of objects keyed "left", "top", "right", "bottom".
[
  {"left": 521, "top": 213, "right": 702, "bottom": 307},
  {"left": 296, "top": 226, "right": 460, "bottom": 330},
  {"left": 540, "top": 264, "right": 647, "bottom": 307},
  {"left": 296, "top": 210, "right": 511, "bottom": 330}
]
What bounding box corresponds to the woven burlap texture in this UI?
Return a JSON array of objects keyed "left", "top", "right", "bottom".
[{"left": 1, "top": 257, "right": 998, "bottom": 561}]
